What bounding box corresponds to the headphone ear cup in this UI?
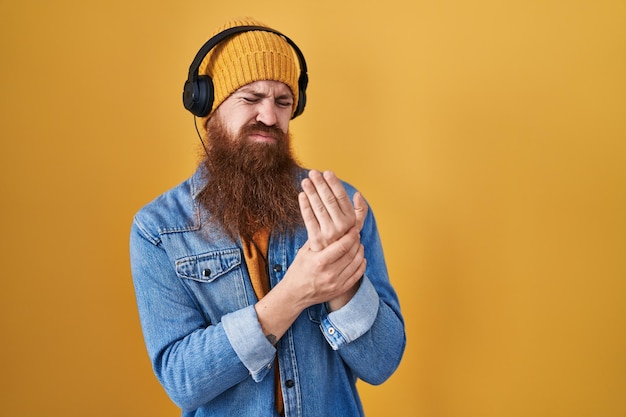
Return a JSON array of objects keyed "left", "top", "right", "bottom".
[
  {"left": 183, "top": 75, "right": 214, "bottom": 117},
  {"left": 292, "top": 90, "right": 306, "bottom": 119},
  {"left": 184, "top": 26, "right": 307, "bottom": 118},
  {"left": 292, "top": 73, "right": 308, "bottom": 119}
]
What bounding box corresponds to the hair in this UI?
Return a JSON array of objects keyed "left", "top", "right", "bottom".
[{"left": 197, "top": 116, "right": 303, "bottom": 239}]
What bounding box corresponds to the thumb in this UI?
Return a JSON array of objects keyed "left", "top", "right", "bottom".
[{"left": 353, "top": 192, "right": 369, "bottom": 232}]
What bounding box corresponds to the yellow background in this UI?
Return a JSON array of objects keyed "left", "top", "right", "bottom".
[{"left": 1, "top": 0, "right": 625, "bottom": 416}]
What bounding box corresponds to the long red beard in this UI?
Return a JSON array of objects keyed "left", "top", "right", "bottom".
[{"left": 198, "top": 117, "right": 303, "bottom": 239}]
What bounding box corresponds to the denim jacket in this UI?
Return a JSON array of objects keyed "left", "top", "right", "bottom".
[{"left": 130, "top": 165, "right": 406, "bottom": 417}]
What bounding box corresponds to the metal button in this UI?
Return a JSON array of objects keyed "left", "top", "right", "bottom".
[
  {"left": 285, "top": 379, "right": 295, "bottom": 388},
  {"left": 202, "top": 269, "right": 211, "bottom": 277},
  {"left": 272, "top": 264, "right": 283, "bottom": 272},
  {"left": 328, "top": 327, "right": 336, "bottom": 335}
]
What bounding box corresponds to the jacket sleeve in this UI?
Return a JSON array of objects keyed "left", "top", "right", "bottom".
[
  {"left": 318, "top": 205, "right": 406, "bottom": 385},
  {"left": 129, "top": 221, "right": 276, "bottom": 411}
]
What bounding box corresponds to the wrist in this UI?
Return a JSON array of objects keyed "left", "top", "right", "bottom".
[{"left": 327, "top": 282, "right": 360, "bottom": 312}]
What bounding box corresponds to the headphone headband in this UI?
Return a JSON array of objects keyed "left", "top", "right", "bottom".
[{"left": 182, "top": 25, "right": 308, "bottom": 119}]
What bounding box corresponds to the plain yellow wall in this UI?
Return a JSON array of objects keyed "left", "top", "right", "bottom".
[{"left": 1, "top": 1, "right": 625, "bottom": 416}]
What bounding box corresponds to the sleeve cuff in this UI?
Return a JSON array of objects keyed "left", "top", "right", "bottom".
[
  {"left": 320, "top": 276, "right": 380, "bottom": 350},
  {"left": 222, "top": 305, "right": 276, "bottom": 382}
]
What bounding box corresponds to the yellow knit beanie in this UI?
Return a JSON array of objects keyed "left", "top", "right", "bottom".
[{"left": 198, "top": 17, "right": 301, "bottom": 119}]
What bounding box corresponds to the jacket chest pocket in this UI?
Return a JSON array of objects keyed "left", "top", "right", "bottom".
[{"left": 175, "top": 249, "right": 250, "bottom": 320}]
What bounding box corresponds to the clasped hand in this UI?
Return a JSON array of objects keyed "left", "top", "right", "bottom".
[{"left": 285, "top": 170, "right": 368, "bottom": 310}]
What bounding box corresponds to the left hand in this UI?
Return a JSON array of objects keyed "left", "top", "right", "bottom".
[
  {"left": 298, "top": 170, "right": 369, "bottom": 310},
  {"left": 299, "top": 170, "right": 368, "bottom": 251}
]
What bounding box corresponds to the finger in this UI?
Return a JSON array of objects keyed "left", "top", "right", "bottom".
[
  {"left": 321, "top": 227, "right": 362, "bottom": 264},
  {"left": 353, "top": 192, "right": 369, "bottom": 232},
  {"left": 341, "top": 246, "right": 366, "bottom": 286},
  {"left": 331, "top": 242, "right": 366, "bottom": 296},
  {"left": 308, "top": 170, "right": 352, "bottom": 225},
  {"left": 298, "top": 191, "right": 321, "bottom": 232},
  {"left": 322, "top": 171, "right": 355, "bottom": 219},
  {"left": 299, "top": 192, "right": 326, "bottom": 250},
  {"left": 301, "top": 175, "right": 333, "bottom": 227}
]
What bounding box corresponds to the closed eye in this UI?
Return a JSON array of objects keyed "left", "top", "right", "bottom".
[
  {"left": 242, "top": 96, "right": 260, "bottom": 104},
  {"left": 275, "top": 94, "right": 293, "bottom": 108},
  {"left": 276, "top": 99, "right": 293, "bottom": 108},
  {"left": 236, "top": 91, "right": 293, "bottom": 107}
]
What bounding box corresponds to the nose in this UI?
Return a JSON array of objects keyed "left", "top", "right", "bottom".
[{"left": 256, "top": 100, "right": 278, "bottom": 126}]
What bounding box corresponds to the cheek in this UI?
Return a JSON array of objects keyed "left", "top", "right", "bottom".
[
  {"left": 214, "top": 106, "right": 248, "bottom": 136},
  {"left": 278, "top": 114, "right": 292, "bottom": 133},
  {"left": 223, "top": 117, "right": 247, "bottom": 138}
]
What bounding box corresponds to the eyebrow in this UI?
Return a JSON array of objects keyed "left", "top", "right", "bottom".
[{"left": 237, "top": 87, "right": 293, "bottom": 100}]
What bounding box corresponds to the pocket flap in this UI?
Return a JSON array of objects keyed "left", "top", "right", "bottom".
[{"left": 175, "top": 249, "right": 242, "bottom": 283}]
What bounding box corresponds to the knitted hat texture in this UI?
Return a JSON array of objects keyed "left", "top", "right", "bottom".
[{"left": 198, "top": 17, "right": 300, "bottom": 118}]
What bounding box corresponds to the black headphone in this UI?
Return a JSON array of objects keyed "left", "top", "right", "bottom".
[{"left": 182, "top": 25, "right": 309, "bottom": 119}]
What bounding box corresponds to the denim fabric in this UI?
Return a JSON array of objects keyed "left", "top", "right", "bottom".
[{"left": 130, "top": 165, "right": 406, "bottom": 417}]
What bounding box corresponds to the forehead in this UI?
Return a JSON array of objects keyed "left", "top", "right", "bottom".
[{"left": 236, "top": 80, "right": 293, "bottom": 97}]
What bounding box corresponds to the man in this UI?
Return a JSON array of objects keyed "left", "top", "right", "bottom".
[{"left": 130, "top": 17, "right": 405, "bottom": 417}]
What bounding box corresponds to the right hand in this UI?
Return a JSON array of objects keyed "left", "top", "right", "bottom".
[{"left": 283, "top": 226, "right": 366, "bottom": 309}]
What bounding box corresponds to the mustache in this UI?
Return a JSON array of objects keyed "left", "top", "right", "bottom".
[
  {"left": 199, "top": 117, "right": 302, "bottom": 238},
  {"left": 239, "top": 123, "right": 286, "bottom": 141}
]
